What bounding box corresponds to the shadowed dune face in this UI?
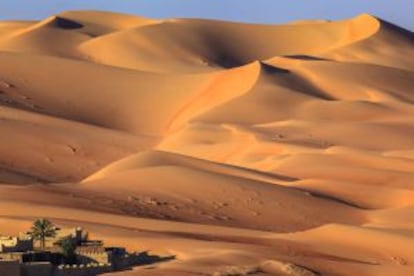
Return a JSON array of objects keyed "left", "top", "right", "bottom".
[
  {"left": 52, "top": 17, "right": 84, "bottom": 29},
  {"left": 1, "top": 10, "right": 414, "bottom": 275}
]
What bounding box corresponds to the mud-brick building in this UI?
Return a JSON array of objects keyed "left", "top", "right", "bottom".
[
  {"left": 0, "top": 233, "right": 33, "bottom": 253},
  {"left": 33, "top": 227, "right": 87, "bottom": 249}
]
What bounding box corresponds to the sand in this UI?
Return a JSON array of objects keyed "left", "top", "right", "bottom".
[{"left": 0, "top": 10, "right": 413, "bottom": 275}]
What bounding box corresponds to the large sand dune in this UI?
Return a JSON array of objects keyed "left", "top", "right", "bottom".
[{"left": 0, "top": 10, "right": 413, "bottom": 275}]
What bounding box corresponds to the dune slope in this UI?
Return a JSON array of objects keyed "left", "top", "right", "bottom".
[{"left": 0, "top": 10, "right": 414, "bottom": 276}]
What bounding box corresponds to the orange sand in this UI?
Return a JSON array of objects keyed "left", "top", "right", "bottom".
[{"left": 0, "top": 10, "right": 413, "bottom": 275}]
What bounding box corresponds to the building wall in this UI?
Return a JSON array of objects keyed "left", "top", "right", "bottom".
[
  {"left": 0, "top": 237, "right": 18, "bottom": 247},
  {"left": 21, "top": 262, "right": 53, "bottom": 276},
  {"left": 55, "top": 264, "right": 112, "bottom": 276},
  {"left": 34, "top": 228, "right": 85, "bottom": 249},
  {"left": 0, "top": 252, "right": 24, "bottom": 262},
  {"left": 0, "top": 237, "right": 33, "bottom": 253},
  {"left": 77, "top": 252, "right": 111, "bottom": 265},
  {"left": 0, "top": 260, "right": 20, "bottom": 276}
]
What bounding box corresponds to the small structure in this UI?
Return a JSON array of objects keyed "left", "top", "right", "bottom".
[
  {"left": 76, "top": 246, "right": 111, "bottom": 265},
  {"left": 76, "top": 246, "right": 128, "bottom": 266},
  {"left": 0, "top": 233, "right": 33, "bottom": 253},
  {"left": 0, "top": 222, "right": 172, "bottom": 276},
  {"left": 0, "top": 251, "right": 59, "bottom": 264},
  {"left": 33, "top": 227, "right": 87, "bottom": 249},
  {"left": 56, "top": 227, "right": 85, "bottom": 245},
  {"left": 0, "top": 252, "right": 26, "bottom": 262}
]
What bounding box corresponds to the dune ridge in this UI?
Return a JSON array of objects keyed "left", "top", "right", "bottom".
[{"left": 1, "top": 10, "right": 414, "bottom": 275}]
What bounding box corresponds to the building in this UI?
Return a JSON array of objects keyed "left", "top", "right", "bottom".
[
  {"left": 55, "top": 227, "right": 86, "bottom": 245},
  {"left": 0, "top": 225, "right": 139, "bottom": 275},
  {"left": 0, "top": 260, "right": 20, "bottom": 276},
  {"left": 32, "top": 227, "right": 87, "bottom": 249},
  {"left": 76, "top": 246, "right": 111, "bottom": 265},
  {"left": 0, "top": 251, "right": 60, "bottom": 264},
  {"left": 0, "top": 233, "right": 33, "bottom": 253},
  {"left": 75, "top": 246, "right": 125, "bottom": 263}
]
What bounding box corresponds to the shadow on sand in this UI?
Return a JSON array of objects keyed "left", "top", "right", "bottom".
[{"left": 110, "top": 251, "right": 176, "bottom": 274}]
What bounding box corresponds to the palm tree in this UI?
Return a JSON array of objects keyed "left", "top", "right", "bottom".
[
  {"left": 29, "top": 219, "right": 57, "bottom": 250},
  {"left": 57, "top": 236, "right": 77, "bottom": 264}
]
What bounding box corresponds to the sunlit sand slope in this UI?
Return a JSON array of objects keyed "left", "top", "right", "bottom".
[{"left": 1, "top": 10, "right": 414, "bottom": 275}]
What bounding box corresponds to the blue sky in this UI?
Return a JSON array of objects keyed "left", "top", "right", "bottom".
[{"left": 0, "top": 0, "right": 413, "bottom": 30}]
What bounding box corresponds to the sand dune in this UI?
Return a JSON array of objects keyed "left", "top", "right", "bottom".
[
  {"left": 78, "top": 14, "right": 380, "bottom": 72},
  {"left": 79, "top": 150, "right": 363, "bottom": 232},
  {"left": 1, "top": 10, "right": 414, "bottom": 275}
]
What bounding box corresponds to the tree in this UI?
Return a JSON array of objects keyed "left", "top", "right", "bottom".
[
  {"left": 29, "top": 219, "right": 57, "bottom": 250},
  {"left": 57, "top": 236, "right": 77, "bottom": 264}
]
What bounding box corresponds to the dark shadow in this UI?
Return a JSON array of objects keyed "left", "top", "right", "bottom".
[
  {"left": 253, "top": 68, "right": 336, "bottom": 101},
  {"left": 134, "top": 251, "right": 176, "bottom": 266},
  {"left": 378, "top": 18, "right": 414, "bottom": 40},
  {"left": 260, "top": 62, "right": 290, "bottom": 74},
  {"left": 305, "top": 251, "right": 380, "bottom": 265},
  {"left": 292, "top": 187, "right": 369, "bottom": 210},
  {"left": 112, "top": 251, "right": 176, "bottom": 273},
  {"left": 212, "top": 54, "right": 245, "bottom": 68},
  {"left": 283, "top": 55, "right": 329, "bottom": 61},
  {"left": 54, "top": 17, "right": 83, "bottom": 29},
  {"left": 55, "top": 251, "right": 175, "bottom": 275}
]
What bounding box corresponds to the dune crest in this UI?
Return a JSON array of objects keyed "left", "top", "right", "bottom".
[{"left": 0, "top": 10, "right": 413, "bottom": 275}]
